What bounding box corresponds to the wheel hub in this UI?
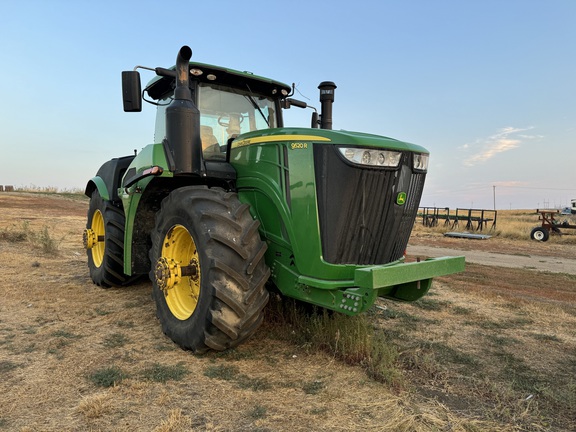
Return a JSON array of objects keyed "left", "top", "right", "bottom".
[
  {"left": 83, "top": 228, "right": 97, "bottom": 249},
  {"left": 155, "top": 257, "right": 198, "bottom": 293}
]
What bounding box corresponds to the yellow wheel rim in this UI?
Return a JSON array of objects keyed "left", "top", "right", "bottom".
[
  {"left": 91, "top": 209, "right": 105, "bottom": 267},
  {"left": 161, "top": 225, "right": 201, "bottom": 320}
]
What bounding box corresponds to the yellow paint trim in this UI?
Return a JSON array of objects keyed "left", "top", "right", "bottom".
[{"left": 232, "top": 134, "right": 331, "bottom": 149}]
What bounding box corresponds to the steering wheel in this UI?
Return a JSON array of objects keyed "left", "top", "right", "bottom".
[{"left": 218, "top": 114, "right": 244, "bottom": 127}]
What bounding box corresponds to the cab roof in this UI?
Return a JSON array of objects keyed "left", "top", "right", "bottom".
[{"left": 145, "top": 62, "right": 292, "bottom": 100}]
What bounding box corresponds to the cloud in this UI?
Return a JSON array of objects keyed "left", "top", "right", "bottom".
[
  {"left": 493, "top": 180, "right": 529, "bottom": 188},
  {"left": 463, "top": 126, "right": 536, "bottom": 167}
]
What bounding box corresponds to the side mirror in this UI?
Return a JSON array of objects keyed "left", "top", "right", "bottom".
[
  {"left": 121, "top": 71, "right": 142, "bottom": 112},
  {"left": 281, "top": 98, "right": 308, "bottom": 109}
]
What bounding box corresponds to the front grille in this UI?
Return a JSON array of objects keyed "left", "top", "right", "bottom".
[{"left": 314, "top": 145, "right": 425, "bottom": 265}]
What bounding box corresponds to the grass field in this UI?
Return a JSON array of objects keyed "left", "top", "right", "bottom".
[{"left": 1, "top": 192, "right": 575, "bottom": 431}]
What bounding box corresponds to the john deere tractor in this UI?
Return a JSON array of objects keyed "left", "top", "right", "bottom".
[{"left": 83, "top": 45, "right": 464, "bottom": 353}]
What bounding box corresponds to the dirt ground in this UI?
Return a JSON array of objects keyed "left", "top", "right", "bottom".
[
  {"left": 1, "top": 193, "right": 575, "bottom": 431},
  {"left": 408, "top": 244, "right": 576, "bottom": 274}
]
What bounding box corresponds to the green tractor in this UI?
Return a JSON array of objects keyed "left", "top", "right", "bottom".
[{"left": 83, "top": 45, "right": 464, "bottom": 353}]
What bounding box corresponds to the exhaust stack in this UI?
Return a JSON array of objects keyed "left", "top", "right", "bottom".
[
  {"left": 165, "top": 46, "right": 203, "bottom": 175},
  {"left": 318, "top": 81, "right": 337, "bottom": 130}
]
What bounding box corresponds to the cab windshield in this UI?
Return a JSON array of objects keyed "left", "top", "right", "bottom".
[{"left": 198, "top": 83, "right": 277, "bottom": 160}]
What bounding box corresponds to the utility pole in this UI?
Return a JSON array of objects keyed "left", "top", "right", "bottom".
[{"left": 493, "top": 185, "right": 496, "bottom": 210}]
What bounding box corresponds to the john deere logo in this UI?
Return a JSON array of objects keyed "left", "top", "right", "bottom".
[{"left": 396, "top": 192, "right": 407, "bottom": 206}]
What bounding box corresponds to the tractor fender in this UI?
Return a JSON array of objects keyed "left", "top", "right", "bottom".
[
  {"left": 85, "top": 176, "right": 110, "bottom": 201},
  {"left": 85, "top": 156, "right": 136, "bottom": 202}
]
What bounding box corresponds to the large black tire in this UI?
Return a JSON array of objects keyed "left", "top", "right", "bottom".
[
  {"left": 530, "top": 226, "right": 549, "bottom": 242},
  {"left": 149, "top": 186, "right": 270, "bottom": 353},
  {"left": 85, "top": 190, "right": 129, "bottom": 287}
]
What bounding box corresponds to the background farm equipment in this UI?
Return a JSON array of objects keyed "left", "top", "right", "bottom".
[
  {"left": 530, "top": 209, "right": 576, "bottom": 241},
  {"left": 560, "top": 198, "right": 576, "bottom": 215},
  {"left": 419, "top": 207, "right": 497, "bottom": 231}
]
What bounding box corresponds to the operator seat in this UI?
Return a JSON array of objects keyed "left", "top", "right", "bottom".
[{"left": 200, "top": 125, "right": 223, "bottom": 159}]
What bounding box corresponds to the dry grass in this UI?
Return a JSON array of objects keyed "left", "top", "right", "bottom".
[
  {"left": 0, "top": 221, "right": 57, "bottom": 251},
  {"left": 153, "top": 409, "right": 193, "bottom": 432},
  {"left": 1, "top": 192, "right": 575, "bottom": 431},
  {"left": 11, "top": 185, "right": 84, "bottom": 195},
  {"left": 76, "top": 393, "right": 115, "bottom": 419},
  {"left": 378, "top": 266, "right": 576, "bottom": 431}
]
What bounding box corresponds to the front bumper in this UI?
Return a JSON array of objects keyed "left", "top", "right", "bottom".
[
  {"left": 287, "top": 255, "right": 465, "bottom": 315},
  {"left": 355, "top": 256, "right": 466, "bottom": 300}
]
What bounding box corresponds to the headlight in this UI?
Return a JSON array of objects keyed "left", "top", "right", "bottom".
[
  {"left": 338, "top": 147, "right": 402, "bottom": 167},
  {"left": 413, "top": 153, "right": 429, "bottom": 171}
]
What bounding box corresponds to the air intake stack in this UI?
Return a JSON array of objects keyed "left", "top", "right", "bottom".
[{"left": 318, "top": 81, "right": 337, "bottom": 130}]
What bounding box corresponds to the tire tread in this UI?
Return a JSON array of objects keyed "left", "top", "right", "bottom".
[{"left": 149, "top": 186, "right": 270, "bottom": 353}]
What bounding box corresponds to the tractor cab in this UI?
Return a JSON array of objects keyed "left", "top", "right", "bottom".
[{"left": 143, "top": 62, "right": 292, "bottom": 162}]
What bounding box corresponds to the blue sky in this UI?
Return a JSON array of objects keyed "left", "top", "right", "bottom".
[{"left": 1, "top": 0, "right": 575, "bottom": 209}]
